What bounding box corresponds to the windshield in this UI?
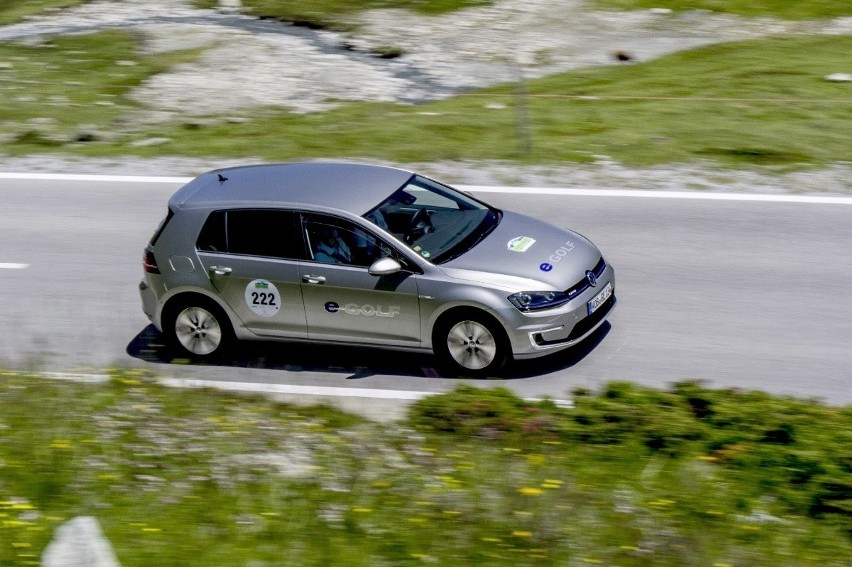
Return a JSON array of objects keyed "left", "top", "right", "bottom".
[{"left": 363, "top": 176, "right": 501, "bottom": 264}]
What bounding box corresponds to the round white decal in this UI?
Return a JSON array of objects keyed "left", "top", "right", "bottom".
[{"left": 245, "top": 279, "right": 280, "bottom": 317}]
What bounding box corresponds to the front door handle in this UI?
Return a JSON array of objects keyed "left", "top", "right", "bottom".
[
  {"left": 302, "top": 274, "right": 326, "bottom": 284},
  {"left": 208, "top": 265, "right": 232, "bottom": 276}
]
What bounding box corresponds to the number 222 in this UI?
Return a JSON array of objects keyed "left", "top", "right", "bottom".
[{"left": 251, "top": 291, "right": 276, "bottom": 306}]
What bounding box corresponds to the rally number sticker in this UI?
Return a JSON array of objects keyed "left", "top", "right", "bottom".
[{"left": 245, "top": 279, "right": 280, "bottom": 317}]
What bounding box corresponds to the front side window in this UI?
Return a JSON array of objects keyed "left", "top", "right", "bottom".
[
  {"left": 364, "top": 176, "right": 501, "bottom": 263},
  {"left": 303, "top": 214, "right": 399, "bottom": 268},
  {"left": 197, "top": 209, "right": 303, "bottom": 260}
]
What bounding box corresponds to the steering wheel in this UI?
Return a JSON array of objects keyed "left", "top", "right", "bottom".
[{"left": 405, "top": 208, "right": 433, "bottom": 244}]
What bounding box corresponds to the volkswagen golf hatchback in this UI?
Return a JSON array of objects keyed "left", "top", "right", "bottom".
[{"left": 139, "top": 162, "right": 616, "bottom": 375}]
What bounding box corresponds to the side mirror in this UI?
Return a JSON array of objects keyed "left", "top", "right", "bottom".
[{"left": 368, "top": 257, "right": 402, "bottom": 276}]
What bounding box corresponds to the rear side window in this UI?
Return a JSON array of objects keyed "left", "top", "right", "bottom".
[
  {"left": 197, "top": 209, "right": 304, "bottom": 260},
  {"left": 197, "top": 210, "right": 227, "bottom": 252}
]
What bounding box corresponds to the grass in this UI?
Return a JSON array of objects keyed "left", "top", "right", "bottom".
[
  {"left": 595, "top": 0, "right": 852, "bottom": 20},
  {"left": 192, "top": 0, "right": 492, "bottom": 28},
  {"left": 0, "top": 371, "right": 849, "bottom": 566},
  {"left": 0, "top": 30, "right": 202, "bottom": 147},
  {"left": 1, "top": 30, "right": 850, "bottom": 167},
  {"left": 0, "top": 1, "right": 850, "bottom": 168},
  {"left": 192, "top": 0, "right": 852, "bottom": 22},
  {"left": 0, "top": 0, "right": 90, "bottom": 25}
]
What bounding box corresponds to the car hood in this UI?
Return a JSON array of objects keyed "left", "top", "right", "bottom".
[{"left": 438, "top": 211, "right": 602, "bottom": 291}]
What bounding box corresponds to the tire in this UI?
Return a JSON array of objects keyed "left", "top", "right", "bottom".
[
  {"left": 434, "top": 310, "right": 509, "bottom": 377},
  {"left": 164, "top": 296, "right": 233, "bottom": 360}
]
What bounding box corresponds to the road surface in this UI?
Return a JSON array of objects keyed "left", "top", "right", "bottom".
[{"left": 1, "top": 173, "right": 850, "bottom": 414}]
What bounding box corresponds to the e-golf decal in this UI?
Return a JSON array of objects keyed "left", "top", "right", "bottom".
[
  {"left": 245, "top": 279, "right": 280, "bottom": 317},
  {"left": 325, "top": 302, "right": 400, "bottom": 318},
  {"left": 547, "top": 241, "right": 576, "bottom": 264}
]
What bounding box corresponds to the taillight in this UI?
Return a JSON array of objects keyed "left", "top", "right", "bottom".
[{"left": 143, "top": 249, "right": 160, "bottom": 274}]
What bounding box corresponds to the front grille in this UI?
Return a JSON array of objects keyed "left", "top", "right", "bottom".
[{"left": 565, "top": 257, "right": 606, "bottom": 300}]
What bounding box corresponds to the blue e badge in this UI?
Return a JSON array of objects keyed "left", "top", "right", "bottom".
[
  {"left": 324, "top": 302, "right": 340, "bottom": 313},
  {"left": 539, "top": 263, "right": 553, "bottom": 272}
]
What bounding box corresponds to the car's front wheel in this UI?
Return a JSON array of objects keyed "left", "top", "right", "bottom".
[
  {"left": 434, "top": 311, "right": 508, "bottom": 377},
  {"left": 164, "top": 296, "right": 233, "bottom": 360}
]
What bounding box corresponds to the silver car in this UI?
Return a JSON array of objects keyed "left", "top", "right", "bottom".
[{"left": 139, "top": 162, "right": 615, "bottom": 376}]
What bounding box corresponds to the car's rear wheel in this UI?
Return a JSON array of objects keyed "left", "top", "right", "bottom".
[
  {"left": 435, "top": 311, "right": 508, "bottom": 377},
  {"left": 164, "top": 296, "right": 233, "bottom": 359}
]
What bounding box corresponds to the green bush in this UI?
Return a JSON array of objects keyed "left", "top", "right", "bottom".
[
  {"left": 407, "top": 385, "right": 560, "bottom": 438},
  {"left": 409, "top": 381, "right": 852, "bottom": 534}
]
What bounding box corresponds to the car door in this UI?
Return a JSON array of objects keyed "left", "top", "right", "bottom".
[
  {"left": 299, "top": 214, "right": 421, "bottom": 346},
  {"left": 195, "top": 209, "right": 308, "bottom": 338}
]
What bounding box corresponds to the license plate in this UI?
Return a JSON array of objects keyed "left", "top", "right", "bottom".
[{"left": 587, "top": 281, "right": 613, "bottom": 315}]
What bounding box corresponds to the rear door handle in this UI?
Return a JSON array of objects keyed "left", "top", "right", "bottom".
[
  {"left": 209, "top": 266, "right": 232, "bottom": 276},
  {"left": 302, "top": 274, "right": 326, "bottom": 284}
]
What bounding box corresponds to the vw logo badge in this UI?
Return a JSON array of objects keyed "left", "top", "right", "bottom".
[{"left": 585, "top": 270, "right": 598, "bottom": 287}]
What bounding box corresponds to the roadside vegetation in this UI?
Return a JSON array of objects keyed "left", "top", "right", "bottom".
[
  {"left": 0, "top": 371, "right": 849, "bottom": 566},
  {"left": 1, "top": 29, "right": 850, "bottom": 167},
  {"left": 193, "top": 0, "right": 492, "bottom": 29},
  {"left": 1, "top": 0, "right": 850, "bottom": 167},
  {"left": 0, "top": 0, "right": 89, "bottom": 25}
]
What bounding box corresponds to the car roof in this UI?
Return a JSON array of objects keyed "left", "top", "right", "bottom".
[{"left": 169, "top": 162, "right": 415, "bottom": 216}]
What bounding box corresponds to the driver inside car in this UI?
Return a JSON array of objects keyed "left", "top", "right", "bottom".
[{"left": 313, "top": 225, "right": 352, "bottom": 264}]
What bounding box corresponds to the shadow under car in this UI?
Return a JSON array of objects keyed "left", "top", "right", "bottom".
[{"left": 126, "top": 322, "right": 611, "bottom": 380}]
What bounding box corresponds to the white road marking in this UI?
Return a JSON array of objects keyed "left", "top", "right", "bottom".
[
  {"left": 0, "top": 172, "right": 190, "bottom": 183},
  {"left": 2, "top": 171, "right": 851, "bottom": 205},
  {"left": 33, "top": 372, "right": 573, "bottom": 408},
  {"left": 0, "top": 263, "right": 28, "bottom": 269},
  {"left": 158, "top": 377, "right": 435, "bottom": 400},
  {"left": 463, "top": 185, "right": 852, "bottom": 205}
]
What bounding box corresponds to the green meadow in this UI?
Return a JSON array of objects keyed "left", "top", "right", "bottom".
[{"left": 0, "top": 372, "right": 849, "bottom": 566}]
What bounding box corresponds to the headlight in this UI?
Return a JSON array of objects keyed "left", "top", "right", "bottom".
[{"left": 508, "top": 291, "right": 571, "bottom": 312}]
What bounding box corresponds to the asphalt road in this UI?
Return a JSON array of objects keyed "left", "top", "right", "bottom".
[{"left": 1, "top": 175, "right": 850, "bottom": 408}]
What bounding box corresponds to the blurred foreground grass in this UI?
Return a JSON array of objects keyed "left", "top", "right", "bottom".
[
  {"left": 0, "top": 28, "right": 850, "bottom": 168},
  {"left": 1, "top": 371, "right": 849, "bottom": 566}
]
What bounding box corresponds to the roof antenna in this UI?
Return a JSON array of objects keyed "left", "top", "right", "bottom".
[{"left": 217, "top": 173, "right": 228, "bottom": 183}]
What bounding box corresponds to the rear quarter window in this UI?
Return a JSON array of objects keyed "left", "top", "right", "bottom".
[{"left": 149, "top": 208, "right": 174, "bottom": 246}]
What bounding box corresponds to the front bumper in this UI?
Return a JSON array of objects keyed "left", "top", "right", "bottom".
[{"left": 502, "top": 264, "right": 616, "bottom": 359}]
